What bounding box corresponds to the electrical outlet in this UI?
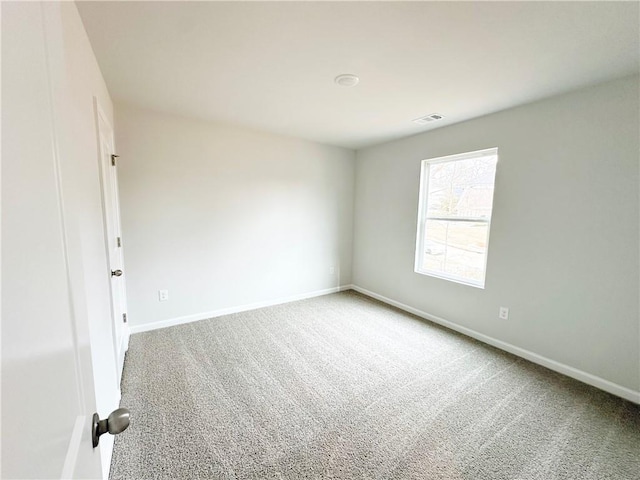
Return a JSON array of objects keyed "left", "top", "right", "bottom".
[
  {"left": 158, "top": 289, "right": 169, "bottom": 302},
  {"left": 329, "top": 265, "right": 335, "bottom": 275},
  {"left": 499, "top": 307, "right": 509, "bottom": 320}
]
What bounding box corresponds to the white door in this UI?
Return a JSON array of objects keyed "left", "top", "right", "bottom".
[
  {"left": 2, "top": 2, "right": 127, "bottom": 479},
  {"left": 96, "top": 104, "right": 131, "bottom": 383}
]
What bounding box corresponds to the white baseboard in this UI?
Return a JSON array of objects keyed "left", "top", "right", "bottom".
[
  {"left": 130, "top": 285, "right": 352, "bottom": 335},
  {"left": 349, "top": 284, "right": 640, "bottom": 404}
]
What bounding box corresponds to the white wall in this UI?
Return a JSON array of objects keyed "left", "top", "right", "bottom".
[
  {"left": 2, "top": 2, "right": 117, "bottom": 478},
  {"left": 353, "top": 75, "right": 639, "bottom": 395},
  {"left": 115, "top": 104, "right": 355, "bottom": 329}
]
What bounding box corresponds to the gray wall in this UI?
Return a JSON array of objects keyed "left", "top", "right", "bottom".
[
  {"left": 352, "top": 75, "right": 639, "bottom": 392},
  {"left": 116, "top": 104, "right": 355, "bottom": 328}
]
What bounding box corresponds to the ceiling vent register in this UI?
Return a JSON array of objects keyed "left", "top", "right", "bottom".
[{"left": 413, "top": 114, "right": 444, "bottom": 125}]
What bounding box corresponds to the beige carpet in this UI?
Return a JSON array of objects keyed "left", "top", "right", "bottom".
[{"left": 110, "top": 290, "right": 640, "bottom": 479}]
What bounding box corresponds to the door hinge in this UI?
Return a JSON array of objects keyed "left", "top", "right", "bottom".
[
  {"left": 117, "top": 237, "right": 122, "bottom": 247},
  {"left": 122, "top": 313, "right": 127, "bottom": 323},
  {"left": 111, "top": 154, "right": 119, "bottom": 166}
]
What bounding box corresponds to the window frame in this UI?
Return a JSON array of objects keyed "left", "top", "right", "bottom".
[{"left": 414, "top": 147, "right": 498, "bottom": 289}]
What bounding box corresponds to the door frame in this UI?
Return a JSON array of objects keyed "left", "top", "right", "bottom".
[{"left": 94, "top": 98, "right": 130, "bottom": 385}]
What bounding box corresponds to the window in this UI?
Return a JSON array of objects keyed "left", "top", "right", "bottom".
[{"left": 414, "top": 147, "right": 498, "bottom": 288}]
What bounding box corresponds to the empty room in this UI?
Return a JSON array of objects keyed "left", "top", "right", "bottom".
[{"left": 2, "top": 1, "right": 639, "bottom": 479}]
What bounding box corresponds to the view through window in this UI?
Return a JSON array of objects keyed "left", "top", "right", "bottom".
[{"left": 415, "top": 148, "right": 498, "bottom": 288}]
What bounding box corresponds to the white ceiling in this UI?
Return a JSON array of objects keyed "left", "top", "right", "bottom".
[{"left": 77, "top": 1, "right": 639, "bottom": 150}]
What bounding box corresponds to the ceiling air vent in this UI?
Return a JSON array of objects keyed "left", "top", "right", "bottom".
[{"left": 413, "top": 113, "right": 444, "bottom": 125}]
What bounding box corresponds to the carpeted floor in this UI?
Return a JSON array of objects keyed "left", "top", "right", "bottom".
[{"left": 110, "top": 290, "right": 640, "bottom": 479}]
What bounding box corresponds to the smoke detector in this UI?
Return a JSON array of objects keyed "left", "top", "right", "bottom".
[
  {"left": 334, "top": 74, "right": 360, "bottom": 87},
  {"left": 413, "top": 113, "right": 444, "bottom": 125}
]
